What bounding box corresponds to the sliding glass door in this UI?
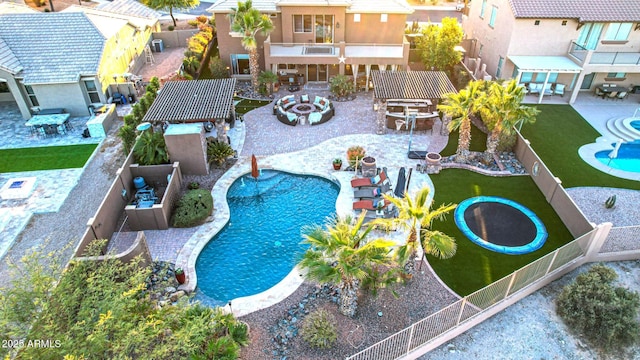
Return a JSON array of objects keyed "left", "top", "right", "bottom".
[{"left": 315, "top": 15, "right": 334, "bottom": 43}]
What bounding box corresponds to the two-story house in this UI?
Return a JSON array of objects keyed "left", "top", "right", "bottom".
[
  {"left": 462, "top": 0, "right": 640, "bottom": 104},
  {"left": 0, "top": 0, "right": 160, "bottom": 119},
  {"left": 208, "top": 0, "right": 413, "bottom": 89}
]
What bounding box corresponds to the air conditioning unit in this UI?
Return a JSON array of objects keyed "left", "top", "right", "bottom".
[{"left": 151, "top": 39, "right": 164, "bottom": 53}]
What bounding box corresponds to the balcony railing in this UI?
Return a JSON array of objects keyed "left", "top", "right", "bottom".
[
  {"left": 267, "top": 42, "right": 405, "bottom": 59},
  {"left": 569, "top": 41, "right": 640, "bottom": 65}
]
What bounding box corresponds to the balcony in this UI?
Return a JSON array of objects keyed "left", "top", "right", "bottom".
[
  {"left": 265, "top": 41, "right": 406, "bottom": 62},
  {"left": 569, "top": 42, "right": 640, "bottom": 66}
]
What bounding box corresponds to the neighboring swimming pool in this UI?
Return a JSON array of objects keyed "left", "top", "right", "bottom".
[
  {"left": 195, "top": 170, "right": 339, "bottom": 306},
  {"left": 595, "top": 140, "right": 640, "bottom": 173},
  {"left": 454, "top": 196, "right": 547, "bottom": 255}
]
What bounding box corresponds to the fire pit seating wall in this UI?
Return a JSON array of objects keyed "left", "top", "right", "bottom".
[
  {"left": 308, "top": 96, "right": 334, "bottom": 125},
  {"left": 273, "top": 95, "right": 334, "bottom": 126}
]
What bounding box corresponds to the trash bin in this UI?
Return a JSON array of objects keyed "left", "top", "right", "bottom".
[{"left": 152, "top": 39, "right": 164, "bottom": 52}]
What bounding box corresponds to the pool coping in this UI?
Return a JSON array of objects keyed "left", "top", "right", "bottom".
[{"left": 578, "top": 136, "right": 640, "bottom": 182}]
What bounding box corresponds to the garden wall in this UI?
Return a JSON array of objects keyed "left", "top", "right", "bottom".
[
  {"left": 153, "top": 30, "right": 199, "bottom": 49},
  {"left": 514, "top": 133, "right": 594, "bottom": 237},
  {"left": 74, "top": 231, "right": 152, "bottom": 267}
]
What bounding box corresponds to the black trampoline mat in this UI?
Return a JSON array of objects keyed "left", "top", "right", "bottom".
[{"left": 463, "top": 202, "right": 537, "bottom": 247}]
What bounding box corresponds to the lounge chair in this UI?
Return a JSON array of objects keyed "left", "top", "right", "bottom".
[
  {"left": 353, "top": 182, "right": 391, "bottom": 199},
  {"left": 542, "top": 83, "right": 553, "bottom": 96},
  {"left": 352, "top": 198, "right": 391, "bottom": 211},
  {"left": 351, "top": 169, "right": 388, "bottom": 188},
  {"left": 554, "top": 84, "right": 565, "bottom": 97}
]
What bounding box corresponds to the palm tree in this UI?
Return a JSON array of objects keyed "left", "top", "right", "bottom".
[
  {"left": 258, "top": 70, "right": 278, "bottom": 95},
  {"left": 299, "top": 212, "right": 397, "bottom": 317},
  {"left": 480, "top": 80, "right": 540, "bottom": 161},
  {"left": 438, "top": 80, "right": 484, "bottom": 163},
  {"left": 374, "top": 187, "right": 457, "bottom": 277},
  {"left": 229, "top": 1, "right": 274, "bottom": 90}
]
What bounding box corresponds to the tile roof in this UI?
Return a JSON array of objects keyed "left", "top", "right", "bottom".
[
  {"left": 96, "top": 0, "right": 162, "bottom": 21},
  {"left": 208, "top": 0, "right": 278, "bottom": 13},
  {"left": 63, "top": 6, "right": 130, "bottom": 38},
  {"left": 208, "top": 0, "right": 413, "bottom": 14},
  {"left": 0, "top": 37, "right": 21, "bottom": 74},
  {"left": 509, "top": 0, "right": 640, "bottom": 22},
  {"left": 275, "top": 0, "right": 351, "bottom": 6},
  {"left": 143, "top": 79, "right": 237, "bottom": 123},
  {"left": 372, "top": 71, "right": 457, "bottom": 100},
  {"left": 0, "top": 13, "right": 104, "bottom": 84}
]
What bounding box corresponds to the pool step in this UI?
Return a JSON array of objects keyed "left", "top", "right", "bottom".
[{"left": 605, "top": 116, "right": 640, "bottom": 142}]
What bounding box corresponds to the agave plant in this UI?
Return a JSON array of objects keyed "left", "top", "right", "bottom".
[{"left": 133, "top": 130, "right": 169, "bottom": 165}]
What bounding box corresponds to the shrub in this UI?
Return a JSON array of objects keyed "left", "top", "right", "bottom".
[
  {"left": 188, "top": 182, "right": 200, "bottom": 190},
  {"left": 118, "top": 125, "right": 136, "bottom": 155},
  {"left": 301, "top": 309, "right": 337, "bottom": 349},
  {"left": 172, "top": 189, "right": 213, "bottom": 227},
  {"left": 133, "top": 130, "right": 169, "bottom": 165},
  {"left": 346, "top": 145, "right": 366, "bottom": 166},
  {"left": 209, "top": 57, "right": 230, "bottom": 79},
  {"left": 168, "top": 25, "right": 175, "bottom": 31},
  {"left": 329, "top": 74, "right": 354, "bottom": 98},
  {"left": 196, "top": 15, "right": 208, "bottom": 24},
  {"left": 556, "top": 264, "right": 640, "bottom": 351},
  {"left": 207, "top": 138, "right": 234, "bottom": 166},
  {"left": 188, "top": 19, "right": 199, "bottom": 27}
]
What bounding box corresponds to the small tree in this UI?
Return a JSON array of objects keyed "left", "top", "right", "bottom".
[
  {"left": 329, "top": 74, "right": 354, "bottom": 98},
  {"left": 258, "top": 70, "right": 278, "bottom": 95},
  {"left": 556, "top": 264, "right": 640, "bottom": 351},
  {"left": 415, "top": 17, "right": 464, "bottom": 76},
  {"left": 209, "top": 57, "right": 230, "bottom": 79},
  {"left": 143, "top": 0, "right": 199, "bottom": 27}
]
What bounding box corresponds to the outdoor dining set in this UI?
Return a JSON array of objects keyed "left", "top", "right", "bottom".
[
  {"left": 594, "top": 84, "right": 630, "bottom": 100},
  {"left": 25, "top": 108, "right": 73, "bottom": 138}
]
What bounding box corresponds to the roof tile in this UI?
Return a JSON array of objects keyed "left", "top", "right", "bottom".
[{"left": 509, "top": 0, "right": 640, "bottom": 22}]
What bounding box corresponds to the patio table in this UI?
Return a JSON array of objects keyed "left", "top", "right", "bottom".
[
  {"left": 598, "top": 85, "right": 628, "bottom": 94},
  {"left": 25, "top": 113, "right": 71, "bottom": 136}
]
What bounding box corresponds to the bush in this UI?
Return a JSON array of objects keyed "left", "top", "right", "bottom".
[
  {"left": 556, "top": 264, "right": 640, "bottom": 351},
  {"left": 329, "top": 74, "right": 354, "bottom": 98},
  {"left": 118, "top": 125, "right": 136, "bottom": 155},
  {"left": 133, "top": 130, "right": 169, "bottom": 165},
  {"left": 346, "top": 145, "right": 366, "bottom": 166},
  {"left": 168, "top": 25, "right": 175, "bottom": 31},
  {"left": 301, "top": 309, "right": 337, "bottom": 349},
  {"left": 172, "top": 189, "right": 213, "bottom": 227},
  {"left": 207, "top": 138, "right": 234, "bottom": 166},
  {"left": 209, "top": 57, "right": 230, "bottom": 79}
]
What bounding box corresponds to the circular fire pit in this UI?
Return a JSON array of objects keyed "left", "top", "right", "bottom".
[{"left": 291, "top": 103, "right": 315, "bottom": 115}]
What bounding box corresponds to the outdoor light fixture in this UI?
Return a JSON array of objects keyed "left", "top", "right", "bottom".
[{"left": 336, "top": 22, "right": 340, "bottom": 29}]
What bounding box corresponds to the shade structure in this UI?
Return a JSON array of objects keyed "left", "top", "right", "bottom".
[{"left": 251, "top": 155, "right": 259, "bottom": 179}]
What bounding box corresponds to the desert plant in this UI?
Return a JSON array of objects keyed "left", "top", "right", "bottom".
[
  {"left": 188, "top": 19, "right": 198, "bottom": 27},
  {"left": 346, "top": 145, "right": 366, "bottom": 167},
  {"left": 133, "top": 130, "right": 169, "bottom": 165},
  {"left": 258, "top": 70, "right": 278, "bottom": 95},
  {"left": 333, "top": 158, "right": 342, "bottom": 165},
  {"left": 605, "top": 195, "right": 616, "bottom": 209},
  {"left": 301, "top": 309, "right": 338, "bottom": 348},
  {"left": 188, "top": 182, "right": 200, "bottom": 190},
  {"left": 118, "top": 125, "right": 136, "bottom": 155},
  {"left": 168, "top": 25, "right": 175, "bottom": 31},
  {"left": 207, "top": 138, "right": 235, "bottom": 166},
  {"left": 172, "top": 189, "right": 213, "bottom": 227},
  {"left": 228, "top": 321, "right": 249, "bottom": 346},
  {"left": 556, "top": 264, "right": 640, "bottom": 351},
  {"left": 209, "top": 57, "right": 230, "bottom": 79},
  {"left": 329, "top": 74, "right": 354, "bottom": 98}
]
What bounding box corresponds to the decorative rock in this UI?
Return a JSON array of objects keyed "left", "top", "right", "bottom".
[
  {"left": 165, "top": 286, "right": 177, "bottom": 294},
  {"left": 170, "top": 290, "right": 185, "bottom": 302}
]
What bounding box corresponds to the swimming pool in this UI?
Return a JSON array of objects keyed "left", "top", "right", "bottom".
[
  {"left": 595, "top": 140, "right": 640, "bottom": 173},
  {"left": 195, "top": 170, "right": 339, "bottom": 306},
  {"left": 454, "top": 196, "right": 547, "bottom": 255}
]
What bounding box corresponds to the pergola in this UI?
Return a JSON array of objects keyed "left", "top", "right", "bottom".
[{"left": 143, "top": 78, "right": 237, "bottom": 124}]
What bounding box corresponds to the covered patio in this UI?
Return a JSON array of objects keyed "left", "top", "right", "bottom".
[{"left": 509, "top": 55, "right": 583, "bottom": 104}]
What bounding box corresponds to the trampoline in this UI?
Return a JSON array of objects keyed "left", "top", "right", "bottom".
[{"left": 454, "top": 196, "right": 547, "bottom": 255}]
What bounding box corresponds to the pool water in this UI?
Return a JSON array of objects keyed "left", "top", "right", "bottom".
[
  {"left": 595, "top": 140, "right": 640, "bottom": 173},
  {"left": 195, "top": 170, "right": 339, "bottom": 305},
  {"left": 631, "top": 120, "right": 640, "bottom": 131}
]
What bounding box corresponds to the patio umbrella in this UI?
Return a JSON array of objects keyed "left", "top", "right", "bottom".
[
  {"left": 394, "top": 167, "right": 406, "bottom": 198},
  {"left": 608, "top": 139, "right": 623, "bottom": 159},
  {"left": 251, "top": 154, "right": 259, "bottom": 179}
]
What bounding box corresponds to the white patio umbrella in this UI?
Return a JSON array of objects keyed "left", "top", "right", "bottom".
[{"left": 608, "top": 139, "right": 623, "bottom": 159}]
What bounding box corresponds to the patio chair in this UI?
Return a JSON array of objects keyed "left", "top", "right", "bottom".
[
  {"left": 594, "top": 87, "right": 604, "bottom": 98},
  {"left": 353, "top": 182, "right": 391, "bottom": 199},
  {"left": 352, "top": 198, "right": 391, "bottom": 211},
  {"left": 606, "top": 91, "right": 618, "bottom": 100},
  {"left": 543, "top": 83, "right": 553, "bottom": 96},
  {"left": 351, "top": 169, "right": 388, "bottom": 188},
  {"left": 528, "top": 83, "right": 542, "bottom": 94},
  {"left": 553, "top": 84, "right": 566, "bottom": 97},
  {"left": 616, "top": 91, "right": 628, "bottom": 100}
]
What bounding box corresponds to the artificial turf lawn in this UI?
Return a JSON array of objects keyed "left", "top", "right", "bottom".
[
  {"left": 521, "top": 104, "right": 640, "bottom": 190},
  {"left": 235, "top": 99, "right": 270, "bottom": 115},
  {"left": 428, "top": 170, "right": 574, "bottom": 296},
  {"left": 0, "top": 144, "right": 97, "bottom": 173}
]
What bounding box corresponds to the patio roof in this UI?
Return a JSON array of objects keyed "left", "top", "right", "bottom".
[
  {"left": 143, "top": 79, "right": 237, "bottom": 123},
  {"left": 509, "top": 55, "right": 583, "bottom": 73},
  {"left": 371, "top": 70, "right": 457, "bottom": 100}
]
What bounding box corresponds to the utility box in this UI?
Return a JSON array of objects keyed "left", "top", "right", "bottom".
[{"left": 152, "top": 39, "right": 164, "bottom": 52}]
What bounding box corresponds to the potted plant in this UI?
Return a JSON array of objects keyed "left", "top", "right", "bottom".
[
  {"left": 175, "top": 268, "right": 186, "bottom": 284},
  {"left": 332, "top": 158, "right": 342, "bottom": 170},
  {"left": 346, "top": 145, "right": 366, "bottom": 167}
]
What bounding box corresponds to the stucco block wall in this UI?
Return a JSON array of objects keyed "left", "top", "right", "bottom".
[
  {"left": 215, "top": 13, "right": 268, "bottom": 70},
  {"left": 279, "top": 6, "right": 346, "bottom": 44},
  {"left": 33, "top": 82, "right": 87, "bottom": 116}
]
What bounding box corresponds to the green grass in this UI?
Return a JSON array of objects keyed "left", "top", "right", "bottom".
[
  {"left": 428, "top": 170, "right": 574, "bottom": 296},
  {"left": 439, "top": 122, "right": 487, "bottom": 156},
  {"left": 0, "top": 144, "right": 97, "bottom": 173},
  {"left": 235, "top": 98, "right": 270, "bottom": 115},
  {"left": 521, "top": 104, "right": 640, "bottom": 190}
]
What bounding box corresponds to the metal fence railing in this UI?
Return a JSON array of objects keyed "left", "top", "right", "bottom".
[{"left": 345, "top": 231, "right": 595, "bottom": 360}]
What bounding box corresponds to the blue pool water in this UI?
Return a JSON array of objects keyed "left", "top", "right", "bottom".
[
  {"left": 631, "top": 120, "right": 640, "bottom": 131},
  {"left": 454, "top": 196, "right": 547, "bottom": 255},
  {"left": 195, "top": 170, "right": 339, "bottom": 305},
  {"left": 595, "top": 140, "right": 640, "bottom": 173}
]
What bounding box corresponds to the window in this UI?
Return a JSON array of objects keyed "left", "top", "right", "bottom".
[
  {"left": 315, "top": 15, "right": 334, "bottom": 43},
  {"left": 293, "top": 15, "right": 313, "bottom": 33},
  {"left": 576, "top": 23, "right": 603, "bottom": 50},
  {"left": 562, "top": 20, "right": 567, "bottom": 26},
  {"left": 604, "top": 23, "right": 632, "bottom": 41},
  {"left": 24, "top": 84, "right": 38, "bottom": 107},
  {"left": 230, "top": 54, "right": 249, "bottom": 75},
  {"left": 84, "top": 80, "right": 101, "bottom": 103},
  {"left": 380, "top": 14, "right": 388, "bottom": 23},
  {"left": 480, "top": 0, "right": 487, "bottom": 18},
  {"left": 606, "top": 72, "right": 626, "bottom": 78},
  {"left": 496, "top": 56, "right": 503, "bottom": 78},
  {"left": 478, "top": 43, "right": 484, "bottom": 57},
  {"left": 354, "top": 14, "right": 360, "bottom": 23},
  {"left": 520, "top": 72, "right": 533, "bottom": 83},
  {"left": 534, "top": 20, "right": 540, "bottom": 26},
  {"left": 489, "top": 6, "right": 498, "bottom": 27}
]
